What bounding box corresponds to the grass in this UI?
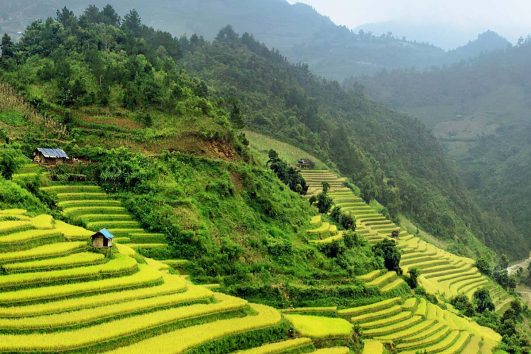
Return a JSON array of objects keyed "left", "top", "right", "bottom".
[
  {"left": 0, "top": 229, "right": 64, "bottom": 251},
  {"left": 1, "top": 252, "right": 105, "bottom": 273},
  {"left": 365, "top": 271, "right": 397, "bottom": 288},
  {"left": 351, "top": 305, "right": 402, "bottom": 323},
  {"left": 0, "top": 265, "right": 163, "bottom": 305},
  {"left": 358, "top": 311, "right": 413, "bottom": 330},
  {"left": 313, "top": 348, "right": 350, "bottom": 354},
  {"left": 245, "top": 130, "right": 328, "bottom": 169},
  {"left": 0, "top": 254, "right": 138, "bottom": 290},
  {"left": 0, "top": 221, "right": 33, "bottom": 235},
  {"left": 236, "top": 338, "right": 313, "bottom": 354},
  {"left": 284, "top": 315, "right": 353, "bottom": 338},
  {"left": 362, "top": 340, "right": 383, "bottom": 354},
  {"left": 0, "top": 241, "right": 86, "bottom": 264},
  {"left": 0, "top": 285, "right": 213, "bottom": 331},
  {"left": 0, "top": 293, "right": 247, "bottom": 352},
  {"left": 105, "top": 303, "right": 282, "bottom": 354},
  {"left": 338, "top": 297, "right": 402, "bottom": 317},
  {"left": 0, "top": 273, "right": 187, "bottom": 318},
  {"left": 63, "top": 207, "right": 128, "bottom": 219}
]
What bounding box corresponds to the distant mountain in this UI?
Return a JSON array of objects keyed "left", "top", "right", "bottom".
[
  {"left": 354, "top": 40, "right": 531, "bottom": 258},
  {"left": 447, "top": 30, "right": 512, "bottom": 62},
  {"left": 0, "top": 0, "right": 510, "bottom": 80},
  {"left": 355, "top": 21, "right": 479, "bottom": 50}
]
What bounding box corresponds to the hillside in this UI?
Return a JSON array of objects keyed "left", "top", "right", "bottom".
[
  {"left": 0, "top": 0, "right": 511, "bottom": 80},
  {"left": 355, "top": 39, "right": 531, "bottom": 260},
  {"left": 0, "top": 5, "right": 528, "bottom": 352},
  {"left": 177, "top": 26, "right": 527, "bottom": 261}
]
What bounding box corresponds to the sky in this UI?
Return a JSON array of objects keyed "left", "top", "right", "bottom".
[{"left": 287, "top": 0, "right": 531, "bottom": 48}]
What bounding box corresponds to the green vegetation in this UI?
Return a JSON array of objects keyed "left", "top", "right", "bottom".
[
  {"left": 0, "top": 0, "right": 506, "bottom": 80},
  {"left": 182, "top": 26, "right": 503, "bottom": 263},
  {"left": 357, "top": 39, "right": 531, "bottom": 260},
  {"left": 267, "top": 149, "right": 308, "bottom": 195},
  {"left": 0, "top": 4, "right": 526, "bottom": 352}
]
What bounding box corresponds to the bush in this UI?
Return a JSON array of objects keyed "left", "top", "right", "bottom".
[
  {"left": 407, "top": 268, "right": 419, "bottom": 289},
  {"left": 451, "top": 294, "right": 475, "bottom": 317},
  {"left": 316, "top": 192, "right": 333, "bottom": 214},
  {"left": 473, "top": 288, "right": 495, "bottom": 313},
  {"left": 0, "top": 146, "right": 25, "bottom": 180},
  {"left": 372, "top": 239, "right": 401, "bottom": 273}
]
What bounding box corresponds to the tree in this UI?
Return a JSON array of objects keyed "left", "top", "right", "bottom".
[
  {"left": 407, "top": 268, "right": 419, "bottom": 289},
  {"left": 1, "top": 33, "right": 14, "bottom": 58},
  {"left": 322, "top": 181, "right": 330, "bottom": 193},
  {"left": 0, "top": 147, "right": 25, "bottom": 180},
  {"left": 476, "top": 257, "right": 492, "bottom": 276},
  {"left": 123, "top": 10, "right": 142, "bottom": 37},
  {"left": 340, "top": 214, "right": 356, "bottom": 230},
  {"left": 473, "top": 288, "right": 495, "bottom": 313},
  {"left": 79, "top": 5, "right": 102, "bottom": 24},
  {"left": 316, "top": 191, "right": 333, "bottom": 214},
  {"left": 372, "top": 239, "right": 401, "bottom": 272},
  {"left": 101, "top": 5, "right": 121, "bottom": 26},
  {"left": 56, "top": 7, "right": 77, "bottom": 30},
  {"left": 229, "top": 101, "right": 245, "bottom": 129},
  {"left": 451, "top": 294, "right": 475, "bottom": 317},
  {"left": 216, "top": 25, "right": 238, "bottom": 42}
]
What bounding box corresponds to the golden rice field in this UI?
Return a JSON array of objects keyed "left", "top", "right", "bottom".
[
  {"left": 300, "top": 170, "right": 514, "bottom": 313},
  {"left": 41, "top": 183, "right": 174, "bottom": 257},
  {"left": 0, "top": 163, "right": 510, "bottom": 353},
  {"left": 0, "top": 211, "right": 354, "bottom": 352}
]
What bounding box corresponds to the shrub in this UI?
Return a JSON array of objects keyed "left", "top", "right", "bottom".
[
  {"left": 407, "top": 268, "right": 419, "bottom": 289},
  {"left": 372, "top": 239, "right": 401, "bottom": 273},
  {"left": 451, "top": 294, "right": 475, "bottom": 317},
  {"left": 473, "top": 288, "right": 495, "bottom": 313}
]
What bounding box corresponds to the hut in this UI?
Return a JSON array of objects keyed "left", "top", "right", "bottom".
[
  {"left": 91, "top": 229, "right": 114, "bottom": 249},
  {"left": 33, "top": 148, "right": 69, "bottom": 165},
  {"left": 297, "top": 158, "right": 315, "bottom": 169}
]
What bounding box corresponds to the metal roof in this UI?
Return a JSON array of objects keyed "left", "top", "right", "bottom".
[
  {"left": 36, "top": 148, "right": 69, "bottom": 159},
  {"left": 94, "top": 228, "right": 114, "bottom": 240}
]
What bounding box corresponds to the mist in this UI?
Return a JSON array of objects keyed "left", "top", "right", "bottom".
[{"left": 288, "top": 0, "right": 531, "bottom": 48}]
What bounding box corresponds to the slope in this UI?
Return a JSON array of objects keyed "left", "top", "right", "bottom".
[
  {"left": 0, "top": 0, "right": 508, "bottom": 80},
  {"left": 356, "top": 39, "right": 531, "bottom": 260},
  {"left": 0, "top": 210, "right": 336, "bottom": 353},
  {"left": 181, "top": 28, "right": 503, "bottom": 261}
]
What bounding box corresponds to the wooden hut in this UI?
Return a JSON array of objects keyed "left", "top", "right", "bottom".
[
  {"left": 91, "top": 229, "right": 114, "bottom": 249},
  {"left": 33, "top": 148, "right": 69, "bottom": 165},
  {"left": 297, "top": 158, "right": 315, "bottom": 169}
]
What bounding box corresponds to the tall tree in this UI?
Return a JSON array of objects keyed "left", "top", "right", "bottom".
[
  {"left": 56, "top": 7, "right": 77, "bottom": 30},
  {"left": 101, "top": 5, "right": 121, "bottom": 26},
  {"left": 123, "top": 10, "right": 142, "bottom": 37},
  {"left": 1, "top": 33, "right": 14, "bottom": 58}
]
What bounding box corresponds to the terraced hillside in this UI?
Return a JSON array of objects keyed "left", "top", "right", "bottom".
[
  {"left": 307, "top": 215, "right": 408, "bottom": 294},
  {"left": 342, "top": 296, "right": 500, "bottom": 354},
  {"left": 0, "top": 209, "right": 358, "bottom": 353},
  {"left": 280, "top": 296, "right": 501, "bottom": 353},
  {"left": 40, "top": 184, "right": 171, "bottom": 257},
  {"left": 300, "top": 170, "right": 514, "bottom": 313}
]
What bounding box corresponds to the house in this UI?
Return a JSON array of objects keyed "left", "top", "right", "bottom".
[
  {"left": 33, "top": 148, "right": 69, "bottom": 165},
  {"left": 91, "top": 229, "right": 114, "bottom": 249},
  {"left": 297, "top": 158, "right": 315, "bottom": 169}
]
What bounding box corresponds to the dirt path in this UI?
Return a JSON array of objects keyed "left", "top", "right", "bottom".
[{"left": 507, "top": 252, "right": 531, "bottom": 275}]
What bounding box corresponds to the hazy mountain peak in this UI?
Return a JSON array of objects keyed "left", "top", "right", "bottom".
[{"left": 448, "top": 30, "right": 511, "bottom": 60}]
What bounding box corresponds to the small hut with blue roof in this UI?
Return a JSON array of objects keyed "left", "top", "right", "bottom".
[
  {"left": 91, "top": 229, "right": 114, "bottom": 248},
  {"left": 33, "top": 148, "right": 69, "bottom": 165}
]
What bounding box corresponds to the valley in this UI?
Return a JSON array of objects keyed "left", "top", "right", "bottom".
[{"left": 0, "top": 2, "right": 528, "bottom": 352}]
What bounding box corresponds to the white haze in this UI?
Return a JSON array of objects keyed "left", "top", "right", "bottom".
[{"left": 288, "top": 0, "right": 531, "bottom": 49}]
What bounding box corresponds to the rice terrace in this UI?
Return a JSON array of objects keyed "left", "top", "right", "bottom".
[{"left": 0, "top": 1, "right": 529, "bottom": 353}]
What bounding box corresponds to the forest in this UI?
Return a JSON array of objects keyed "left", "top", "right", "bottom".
[{"left": 356, "top": 39, "right": 531, "bottom": 259}]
